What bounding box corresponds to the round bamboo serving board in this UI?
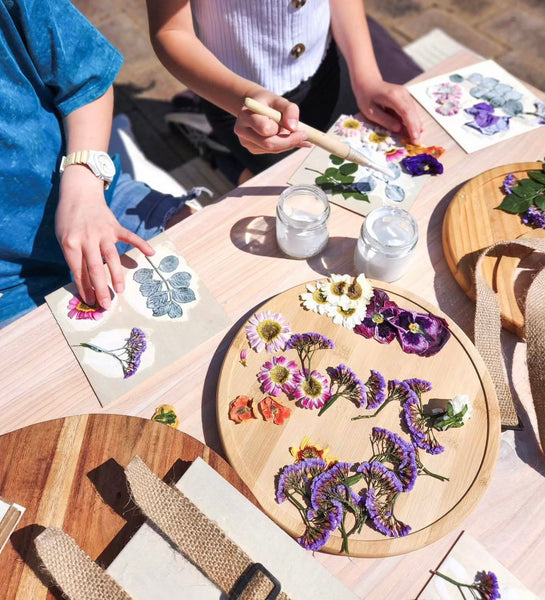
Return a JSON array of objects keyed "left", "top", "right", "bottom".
[
  {"left": 217, "top": 280, "right": 501, "bottom": 557},
  {"left": 442, "top": 162, "right": 545, "bottom": 338}
]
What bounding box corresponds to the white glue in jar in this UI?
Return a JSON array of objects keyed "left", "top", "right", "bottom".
[
  {"left": 276, "top": 185, "right": 330, "bottom": 259},
  {"left": 354, "top": 205, "right": 418, "bottom": 282}
]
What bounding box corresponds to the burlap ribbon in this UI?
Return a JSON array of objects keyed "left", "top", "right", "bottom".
[
  {"left": 474, "top": 237, "right": 545, "bottom": 451},
  {"left": 35, "top": 527, "right": 133, "bottom": 600},
  {"left": 125, "top": 455, "right": 289, "bottom": 600}
]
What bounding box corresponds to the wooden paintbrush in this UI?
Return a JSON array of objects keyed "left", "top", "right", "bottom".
[{"left": 244, "top": 97, "right": 392, "bottom": 177}]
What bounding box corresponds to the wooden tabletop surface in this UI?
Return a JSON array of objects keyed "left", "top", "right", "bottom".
[{"left": 1, "top": 52, "right": 544, "bottom": 598}]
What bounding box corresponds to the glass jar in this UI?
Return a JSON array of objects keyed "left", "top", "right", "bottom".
[
  {"left": 276, "top": 185, "right": 330, "bottom": 259},
  {"left": 354, "top": 205, "right": 418, "bottom": 282}
]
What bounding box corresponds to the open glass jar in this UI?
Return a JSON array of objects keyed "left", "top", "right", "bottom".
[
  {"left": 276, "top": 185, "right": 330, "bottom": 259},
  {"left": 354, "top": 205, "right": 418, "bottom": 282}
]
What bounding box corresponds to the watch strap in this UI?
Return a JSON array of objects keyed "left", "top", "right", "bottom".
[{"left": 60, "top": 150, "right": 90, "bottom": 172}]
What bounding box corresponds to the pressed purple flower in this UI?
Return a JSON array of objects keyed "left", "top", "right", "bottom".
[
  {"left": 310, "top": 462, "right": 353, "bottom": 529},
  {"left": 257, "top": 355, "right": 299, "bottom": 396},
  {"left": 297, "top": 521, "right": 332, "bottom": 552},
  {"left": 286, "top": 332, "right": 335, "bottom": 352},
  {"left": 292, "top": 369, "right": 331, "bottom": 409},
  {"left": 365, "top": 370, "right": 387, "bottom": 409},
  {"left": 533, "top": 100, "right": 545, "bottom": 124},
  {"left": 395, "top": 310, "right": 451, "bottom": 357},
  {"left": 404, "top": 378, "right": 433, "bottom": 398},
  {"left": 276, "top": 457, "right": 327, "bottom": 503},
  {"left": 245, "top": 310, "right": 292, "bottom": 353},
  {"left": 400, "top": 153, "right": 444, "bottom": 176},
  {"left": 353, "top": 288, "right": 399, "bottom": 344},
  {"left": 521, "top": 205, "right": 545, "bottom": 229},
  {"left": 465, "top": 102, "right": 510, "bottom": 135},
  {"left": 475, "top": 571, "right": 501, "bottom": 600},
  {"left": 502, "top": 172, "right": 517, "bottom": 194},
  {"left": 357, "top": 460, "right": 403, "bottom": 494},
  {"left": 370, "top": 427, "right": 418, "bottom": 492},
  {"left": 362, "top": 487, "right": 411, "bottom": 538},
  {"left": 327, "top": 364, "right": 367, "bottom": 407},
  {"left": 239, "top": 348, "right": 247, "bottom": 366},
  {"left": 387, "top": 379, "right": 413, "bottom": 404},
  {"left": 403, "top": 396, "right": 445, "bottom": 455}
]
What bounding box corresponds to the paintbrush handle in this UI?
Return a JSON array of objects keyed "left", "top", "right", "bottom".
[{"left": 244, "top": 97, "right": 352, "bottom": 161}]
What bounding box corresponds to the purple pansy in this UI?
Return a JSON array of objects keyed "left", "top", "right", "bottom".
[
  {"left": 400, "top": 153, "right": 444, "bottom": 176},
  {"left": 395, "top": 310, "right": 451, "bottom": 357},
  {"left": 464, "top": 102, "right": 510, "bottom": 135},
  {"left": 353, "top": 289, "right": 399, "bottom": 344}
]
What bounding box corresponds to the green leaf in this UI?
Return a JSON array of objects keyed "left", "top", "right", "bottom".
[
  {"left": 339, "top": 162, "right": 359, "bottom": 175},
  {"left": 315, "top": 175, "right": 330, "bottom": 185},
  {"left": 496, "top": 195, "right": 532, "bottom": 214},
  {"left": 351, "top": 193, "right": 369, "bottom": 202},
  {"left": 534, "top": 194, "right": 545, "bottom": 211},
  {"left": 324, "top": 167, "right": 340, "bottom": 177},
  {"left": 335, "top": 174, "right": 355, "bottom": 184},
  {"left": 511, "top": 180, "right": 541, "bottom": 199},
  {"left": 528, "top": 170, "right": 545, "bottom": 185},
  {"left": 330, "top": 154, "right": 344, "bottom": 165}
]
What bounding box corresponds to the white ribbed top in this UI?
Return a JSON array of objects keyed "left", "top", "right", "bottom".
[{"left": 190, "top": 0, "right": 331, "bottom": 94}]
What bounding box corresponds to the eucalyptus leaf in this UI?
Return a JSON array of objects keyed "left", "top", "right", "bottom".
[
  {"left": 467, "top": 73, "right": 483, "bottom": 84},
  {"left": 146, "top": 291, "right": 168, "bottom": 309},
  {"left": 481, "top": 76, "right": 499, "bottom": 89},
  {"left": 158, "top": 255, "right": 179, "bottom": 273},
  {"left": 139, "top": 279, "right": 162, "bottom": 297},
  {"left": 172, "top": 287, "right": 196, "bottom": 304},
  {"left": 133, "top": 268, "right": 154, "bottom": 283},
  {"left": 169, "top": 271, "right": 192, "bottom": 288},
  {"left": 449, "top": 73, "right": 463, "bottom": 83},
  {"left": 469, "top": 86, "right": 487, "bottom": 99},
  {"left": 496, "top": 195, "right": 532, "bottom": 213},
  {"left": 167, "top": 302, "right": 183, "bottom": 319},
  {"left": 502, "top": 100, "right": 524, "bottom": 116},
  {"left": 339, "top": 162, "right": 359, "bottom": 175}
]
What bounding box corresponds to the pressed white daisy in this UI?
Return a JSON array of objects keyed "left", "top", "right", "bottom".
[
  {"left": 334, "top": 115, "right": 364, "bottom": 137},
  {"left": 326, "top": 301, "right": 367, "bottom": 329},
  {"left": 292, "top": 369, "right": 331, "bottom": 410},
  {"left": 347, "top": 274, "right": 374, "bottom": 306},
  {"left": 322, "top": 274, "right": 352, "bottom": 306},
  {"left": 366, "top": 129, "right": 396, "bottom": 152},
  {"left": 245, "top": 310, "right": 292, "bottom": 353},
  {"left": 300, "top": 282, "right": 330, "bottom": 315}
]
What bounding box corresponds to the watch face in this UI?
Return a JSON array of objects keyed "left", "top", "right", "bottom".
[{"left": 95, "top": 152, "right": 116, "bottom": 178}]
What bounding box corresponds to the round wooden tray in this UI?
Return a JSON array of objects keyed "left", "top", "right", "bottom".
[
  {"left": 442, "top": 162, "right": 545, "bottom": 338},
  {"left": 216, "top": 280, "right": 501, "bottom": 557}
]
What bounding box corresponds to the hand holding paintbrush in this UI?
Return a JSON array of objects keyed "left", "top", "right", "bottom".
[{"left": 244, "top": 97, "right": 392, "bottom": 177}]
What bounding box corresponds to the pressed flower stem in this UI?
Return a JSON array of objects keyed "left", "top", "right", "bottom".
[
  {"left": 75, "top": 343, "right": 126, "bottom": 374},
  {"left": 145, "top": 256, "right": 176, "bottom": 303},
  {"left": 418, "top": 461, "right": 449, "bottom": 482},
  {"left": 430, "top": 571, "right": 478, "bottom": 599},
  {"left": 351, "top": 398, "right": 393, "bottom": 420},
  {"left": 318, "top": 393, "right": 341, "bottom": 416}
]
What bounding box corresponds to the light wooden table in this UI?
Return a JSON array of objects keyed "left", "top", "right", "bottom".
[{"left": 1, "top": 52, "right": 544, "bottom": 598}]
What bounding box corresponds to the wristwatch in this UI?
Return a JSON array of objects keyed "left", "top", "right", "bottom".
[{"left": 59, "top": 150, "right": 116, "bottom": 189}]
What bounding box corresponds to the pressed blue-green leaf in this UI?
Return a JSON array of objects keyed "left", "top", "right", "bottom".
[
  {"left": 330, "top": 154, "right": 344, "bottom": 165},
  {"left": 339, "top": 162, "right": 359, "bottom": 175},
  {"left": 496, "top": 195, "right": 532, "bottom": 213},
  {"left": 467, "top": 72, "right": 483, "bottom": 84},
  {"left": 158, "top": 255, "right": 179, "bottom": 273},
  {"left": 481, "top": 76, "right": 499, "bottom": 89},
  {"left": 469, "top": 86, "right": 487, "bottom": 99},
  {"left": 504, "top": 89, "right": 523, "bottom": 101},
  {"left": 528, "top": 170, "right": 545, "bottom": 185},
  {"left": 167, "top": 302, "right": 183, "bottom": 319},
  {"left": 139, "top": 280, "right": 162, "bottom": 297},
  {"left": 146, "top": 291, "right": 168, "bottom": 309},
  {"left": 494, "top": 83, "right": 513, "bottom": 97},
  {"left": 133, "top": 268, "right": 154, "bottom": 283},
  {"left": 169, "top": 271, "right": 192, "bottom": 288},
  {"left": 152, "top": 304, "right": 169, "bottom": 317},
  {"left": 502, "top": 100, "right": 523, "bottom": 116},
  {"left": 449, "top": 73, "right": 463, "bottom": 83},
  {"left": 486, "top": 93, "right": 505, "bottom": 108},
  {"left": 172, "top": 288, "right": 196, "bottom": 304}
]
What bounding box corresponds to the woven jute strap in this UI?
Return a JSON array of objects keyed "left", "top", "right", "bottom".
[
  {"left": 35, "top": 527, "right": 133, "bottom": 600},
  {"left": 125, "top": 456, "right": 290, "bottom": 600},
  {"left": 474, "top": 238, "right": 545, "bottom": 450}
]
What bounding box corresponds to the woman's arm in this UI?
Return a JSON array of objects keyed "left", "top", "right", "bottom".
[
  {"left": 56, "top": 86, "right": 154, "bottom": 309},
  {"left": 146, "top": 0, "right": 308, "bottom": 155},
  {"left": 329, "top": 0, "right": 423, "bottom": 143}
]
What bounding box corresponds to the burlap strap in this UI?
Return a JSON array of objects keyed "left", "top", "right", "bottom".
[
  {"left": 125, "top": 456, "right": 290, "bottom": 600},
  {"left": 35, "top": 527, "right": 133, "bottom": 600},
  {"left": 474, "top": 238, "right": 545, "bottom": 450}
]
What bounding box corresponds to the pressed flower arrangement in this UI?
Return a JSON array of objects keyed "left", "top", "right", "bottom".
[
  {"left": 218, "top": 276, "right": 500, "bottom": 557},
  {"left": 496, "top": 162, "right": 545, "bottom": 229}
]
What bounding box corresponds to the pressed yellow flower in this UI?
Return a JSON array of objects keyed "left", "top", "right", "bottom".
[{"left": 290, "top": 436, "right": 337, "bottom": 466}]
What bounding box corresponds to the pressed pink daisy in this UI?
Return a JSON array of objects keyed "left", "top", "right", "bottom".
[
  {"left": 257, "top": 355, "right": 299, "bottom": 396},
  {"left": 435, "top": 99, "right": 460, "bottom": 116},
  {"left": 334, "top": 115, "right": 364, "bottom": 137},
  {"left": 245, "top": 310, "right": 292, "bottom": 353},
  {"left": 385, "top": 147, "right": 406, "bottom": 162},
  {"left": 67, "top": 295, "right": 104, "bottom": 321},
  {"left": 292, "top": 369, "right": 331, "bottom": 409}
]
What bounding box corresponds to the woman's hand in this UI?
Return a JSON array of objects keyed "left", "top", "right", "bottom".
[
  {"left": 234, "top": 89, "right": 311, "bottom": 155},
  {"left": 55, "top": 166, "right": 154, "bottom": 310}
]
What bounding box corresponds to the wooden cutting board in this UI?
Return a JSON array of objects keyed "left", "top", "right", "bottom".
[
  {"left": 442, "top": 162, "right": 545, "bottom": 338},
  {"left": 0, "top": 414, "right": 255, "bottom": 600},
  {"left": 216, "top": 280, "right": 501, "bottom": 558}
]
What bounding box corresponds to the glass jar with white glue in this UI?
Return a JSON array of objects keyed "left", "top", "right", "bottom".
[
  {"left": 354, "top": 205, "right": 418, "bottom": 282},
  {"left": 276, "top": 185, "right": 330, "bottom": 259}
]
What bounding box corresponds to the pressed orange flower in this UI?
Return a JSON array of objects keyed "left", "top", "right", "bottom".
[
  {"left": 228, "top": 395, "right": 257, "bottom": 424},
  {"left": 403, "top": 141, "right": 445, "bottom": 159},
  {"left": 258, "top": 396, "right": 291, "bottom": 425},
  {"left": 290, "top": 436, "right": 337, "bottom": 466},
  {"left": 152, "top": 405, "right": 179, "bottom": 428}
]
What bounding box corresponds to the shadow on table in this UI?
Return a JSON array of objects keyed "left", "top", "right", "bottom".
[
  {"left": 428, "top": 182, "right": 545, "bottom": 476},
  {"left": 229, "top": 214, "right": 357, "bottom": 275},
  {"left": 10, "top": 524, "right": 65, "bottom": 599}
]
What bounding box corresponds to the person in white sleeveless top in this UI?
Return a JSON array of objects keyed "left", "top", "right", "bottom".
[{"left": 147, "top": 0, "right": 423, "bottom": 184}]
